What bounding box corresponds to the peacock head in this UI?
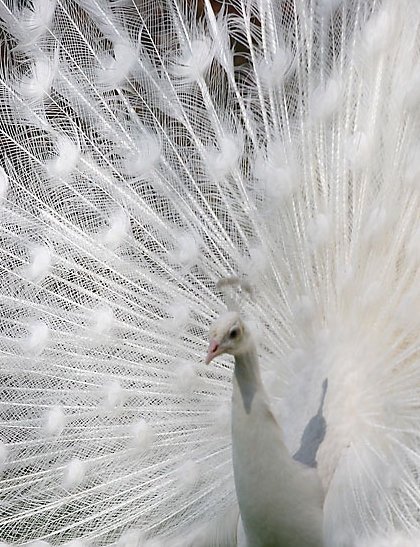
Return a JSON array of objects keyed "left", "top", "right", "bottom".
[{"left": 206, "top": 311, "right": 251, "bottom": 364}]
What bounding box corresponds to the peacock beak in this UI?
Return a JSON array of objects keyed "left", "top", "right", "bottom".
[{"left": 206, "top": 339, "right": 223, "bottom": 365}]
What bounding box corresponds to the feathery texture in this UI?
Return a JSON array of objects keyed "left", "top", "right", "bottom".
[
  {"left": 206, "top": 311, "right": 324, "bottom": 546},
  {"left": 2, "top": 0, "right": 420, "bottom": 546}
]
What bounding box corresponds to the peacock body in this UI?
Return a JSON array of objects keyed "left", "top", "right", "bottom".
[{"left": 1, "top": 0, "right": 420, "bottom": 545}]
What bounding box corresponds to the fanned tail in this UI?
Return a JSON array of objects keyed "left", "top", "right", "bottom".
[{"left": 2, "top": 1, "right": 420, "bottom": 546}]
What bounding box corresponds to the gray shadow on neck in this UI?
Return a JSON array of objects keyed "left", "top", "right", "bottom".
[{"left": 234, "top": 350, "right": 260, "bottom": 414}]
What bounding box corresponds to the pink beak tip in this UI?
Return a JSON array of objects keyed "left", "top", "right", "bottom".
[{"left": 205, "top": 340, "right": 219, "bottom": 365}]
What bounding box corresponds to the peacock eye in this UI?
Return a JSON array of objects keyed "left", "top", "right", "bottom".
[{"left": 229, "top": 327, "right": 240, "bottom": 339}]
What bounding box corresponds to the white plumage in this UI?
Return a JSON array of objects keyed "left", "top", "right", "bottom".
[
  {"left": 2, "top": 1, "right": 420, "bottom": 546},
  {"left": 206, "top": 311, "right": 324, "bottom": 546}
]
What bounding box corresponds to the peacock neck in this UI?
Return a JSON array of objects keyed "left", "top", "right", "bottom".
[
  {"left": 233, "top": 346, "right": 266, "bottom": 414},
  {"left": 231, "top": 346, "right": 325, "bottom": 547}
]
